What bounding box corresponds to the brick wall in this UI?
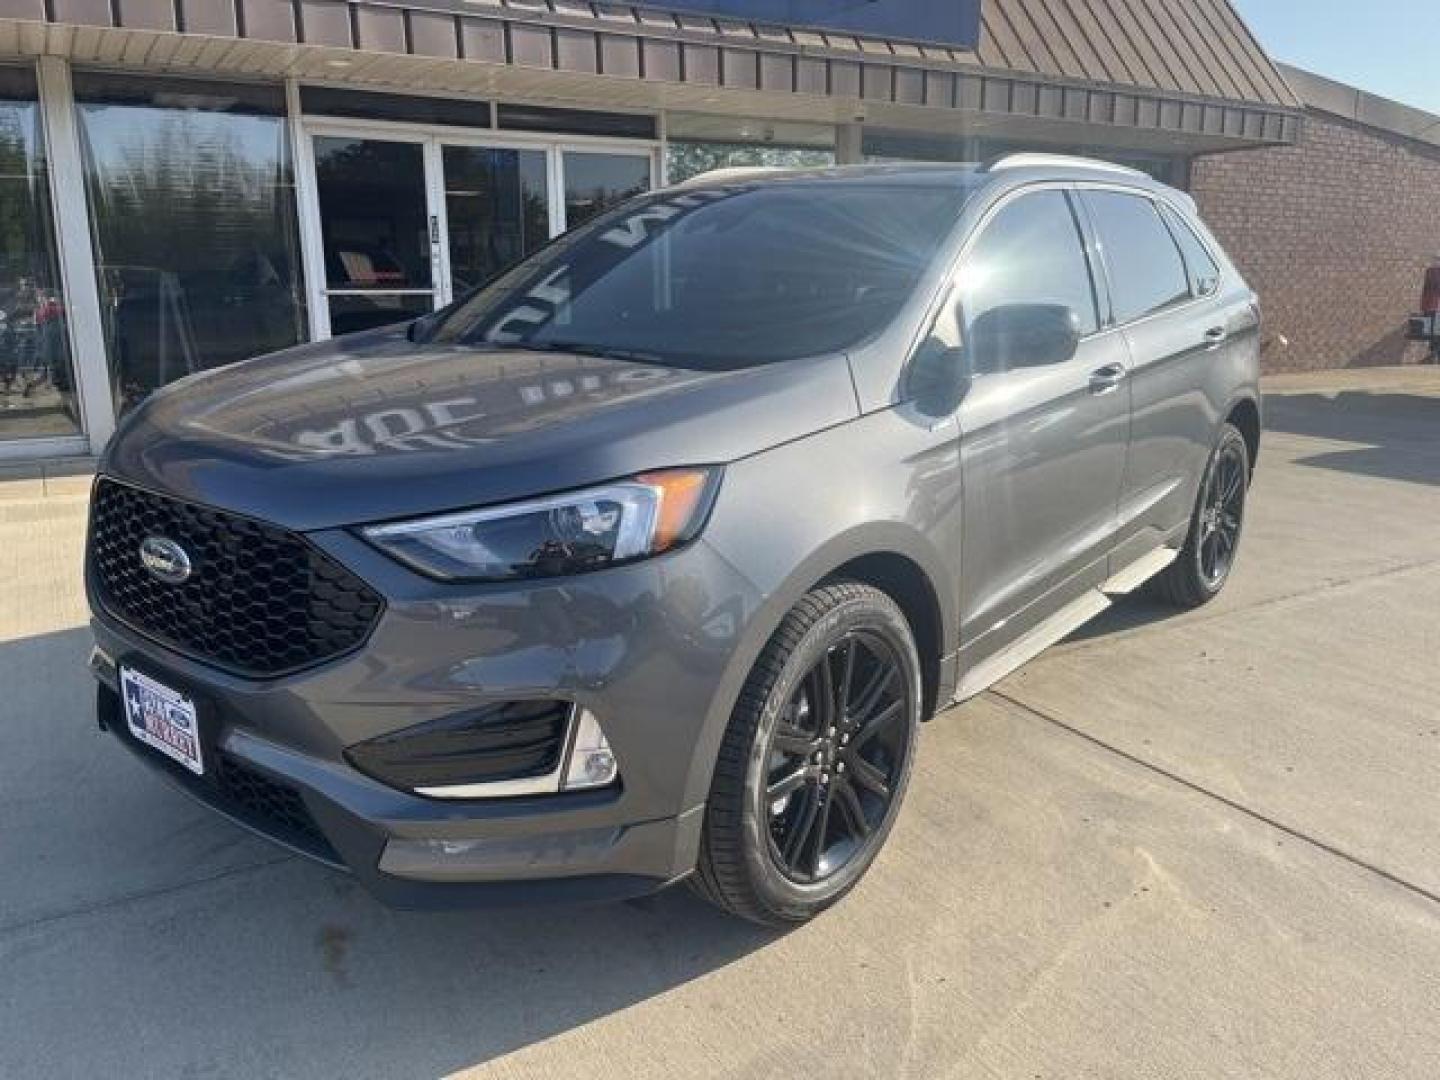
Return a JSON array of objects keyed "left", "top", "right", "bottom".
[{"left": 1190, "top": 110, "right": 1440, "bottom": 372}]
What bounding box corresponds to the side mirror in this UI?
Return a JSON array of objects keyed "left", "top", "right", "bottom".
[
  {"left": 407, "top": 310, "right": 444, "bottom": 344},
  {"left": 906, "top": 337, "right": 970, "bottom": 416},
  {"left": 967, "top": 303, "right": 1081, "bottom": 375}
]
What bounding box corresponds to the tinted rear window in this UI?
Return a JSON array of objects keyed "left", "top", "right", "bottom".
[
  {"left": 427, "top": 183, "right": 970, "bottom": 369},
  {"left": 1083, "top": 190, "right": 1190, "bottom": 324}
]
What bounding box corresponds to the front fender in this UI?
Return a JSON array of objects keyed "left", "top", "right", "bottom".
[{"left": 676, "top": 409, "right": 963, "bottom": 811}]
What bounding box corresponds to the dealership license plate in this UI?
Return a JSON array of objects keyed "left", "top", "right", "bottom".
[{"left": 120, "top": 667, "right": 204, "bottom": 776}]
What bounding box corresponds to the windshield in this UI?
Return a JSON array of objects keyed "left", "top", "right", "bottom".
[{"left": 425, "top": 181, "right": 971, "bottom": 369}]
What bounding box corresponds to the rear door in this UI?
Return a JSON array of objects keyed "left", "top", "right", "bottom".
[
  {"left": 1079, "top": 188, "right": 1225, "bottom": 568},
  {"left": 951, "top": 186, "right": 1132, "bottom": 659}
]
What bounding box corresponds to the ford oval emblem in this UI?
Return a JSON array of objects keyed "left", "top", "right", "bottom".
[{"left": 139, "top": 536, "right": 193, "bottom": 585}]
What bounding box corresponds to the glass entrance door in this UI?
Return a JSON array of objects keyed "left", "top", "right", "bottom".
[
  {"left": 440, "top": 145, "right": 550, "bottom": 296},
  {"left": 303, "top": 124, "right": 656, "bottom": 340},
  {"left": 312, "top": 134, "right": 440, "bottom": 336}
]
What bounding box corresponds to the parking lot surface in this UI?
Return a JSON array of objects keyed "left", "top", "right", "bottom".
[{"left": 2, "top": 368, "right": 1438, "bottom": 1079}]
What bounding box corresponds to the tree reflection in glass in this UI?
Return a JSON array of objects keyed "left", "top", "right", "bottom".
[
  {"left": 562, "top": 152, "right": 651, "bottom": 231},
  {"left": 75, "top": 78, "right": 306, "bottom": 415}
]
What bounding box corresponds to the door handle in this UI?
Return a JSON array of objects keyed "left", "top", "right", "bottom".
[
  {"left": 1203, "top": 326, "right": 1229, "bottom": 348},
  {"left": 1088, "top": 363, "right": 1127, "bottom": 394}
]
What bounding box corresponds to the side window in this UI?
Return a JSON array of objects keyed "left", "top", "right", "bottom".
[
  {"left": 957, "top": 189, "right": 1100, "bottom": 345},
  {"left": 1159, "top": 203, "right": 1221, "bottom": 298},
  {"left": 1083, "top": 190, "right": 1190, "bottom": 323}
]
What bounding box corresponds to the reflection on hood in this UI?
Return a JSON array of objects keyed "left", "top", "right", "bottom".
[{"left": 142, "top": 333, "right": 710, "bottom": 461}]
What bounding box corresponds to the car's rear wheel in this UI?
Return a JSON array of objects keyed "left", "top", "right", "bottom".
[
  {"left": 691, "top": 581, "right": 921, "bottom": 925},
  {"left": 1151, "top": 422, "right": 1251, "bottom": 608}
]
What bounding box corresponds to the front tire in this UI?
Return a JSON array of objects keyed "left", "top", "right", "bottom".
[
  {"left": 1151, "top": 422, "right": 1251, "bottom": 608},
  {"left": 691, "top": 581, "right": 922, "bottom": 926}
]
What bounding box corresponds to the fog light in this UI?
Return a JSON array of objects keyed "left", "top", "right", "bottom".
[
  {"left": 345, "top": 700, "right": 572, "bottom": 798},
  {"left": 563, "top": 709, "right": 618, "bottom": 791}
]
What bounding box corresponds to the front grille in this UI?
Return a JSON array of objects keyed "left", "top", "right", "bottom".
[
  {"left": 99, "top": 684, "right": 342, "bottom": 867},
  {"left": 213, "top": 752, "right": 339, "bottom": 862},
  {"left": 88, "top": 478, "right": 383, "bottom": 678}
]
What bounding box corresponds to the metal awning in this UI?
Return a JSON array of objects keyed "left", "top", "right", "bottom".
[{"left": 0, "top": 0, "right": 1300, "bottom": 150}]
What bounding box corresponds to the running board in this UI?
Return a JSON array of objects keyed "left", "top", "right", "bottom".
[
  {"left": 953, "top": 589, "right": 1112, "bottom": 702},
  {"left": 1102, "top": 546, "right": 1179, "bottom": 596}
]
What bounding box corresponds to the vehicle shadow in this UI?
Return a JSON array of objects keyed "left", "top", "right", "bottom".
[
  {"left": 1064, "top": 386, "right": 1440, "bottom": 647},
  {"left": 0, "top": 626, "right": 781, "bottom": 1078},
  {"left": 1264, "top": 390, "right": 1440, "bottom": 488},
  {"left": 1059, "top": 591, "right": 1176, "bottom": 645}
]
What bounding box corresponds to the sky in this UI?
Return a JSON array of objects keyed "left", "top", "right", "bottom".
[{"left": 1231, "top": 0, "right": 1440, "bottom": 114}]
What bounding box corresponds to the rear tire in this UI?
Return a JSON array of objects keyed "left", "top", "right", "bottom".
[
  {"left": 691, "top": 582, "right": 922, "bottom": 926},
  {"left": 1150, "top": 422, "right": 1250, "bottom": 609}
]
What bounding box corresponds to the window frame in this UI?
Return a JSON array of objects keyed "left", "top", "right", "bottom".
[{"left": 1074, "top": 182, "right": 1219, "bottom": 331}]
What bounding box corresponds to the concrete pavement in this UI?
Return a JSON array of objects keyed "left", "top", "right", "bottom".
[{"left": 1, "top": 368, "right": 1438, "bottom": 1078}]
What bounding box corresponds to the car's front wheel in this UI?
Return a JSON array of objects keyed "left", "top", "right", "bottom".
[{"left": 691, "top": 581, "right": 922, "bottom": 925}]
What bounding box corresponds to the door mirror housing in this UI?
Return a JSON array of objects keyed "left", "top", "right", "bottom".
[
  {"left": 967, "top": 303, "right": 1082, "bottom": 375},
  {"left": 906, "top": 337, "right": 971, "bottom": 416},
  {"left": 407, "top": 310, "right": 443, "bottom": 344}
]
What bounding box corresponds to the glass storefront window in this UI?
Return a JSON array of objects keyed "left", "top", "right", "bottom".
[
  {"left": 665, "top": 142, "right": 836, "bottom": 184},
  {"left": 0, "top": 66, "right": 80, "bottom": 440},
  {"left": 443, "top": 146, "right": 549, "bottom": 295},
  {"left": 563, "top": 152, "right": 650, "bottom": 230},
  {"left": 74, "top": 74, "right": 306, "bottom": 415}
]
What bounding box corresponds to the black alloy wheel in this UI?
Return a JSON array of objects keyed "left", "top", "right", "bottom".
[
  {"left": 1198, "top": 437, "right": 1247, "bottom": 588},
  {"left": 764, "top": 631, "right": 909, "bottom": 884},
  {"left": 1150, "top": 421, "right": 1251, "bottom": 609},
  {"left": 692, "top": 581, "right": 922, "bottom": 926}
]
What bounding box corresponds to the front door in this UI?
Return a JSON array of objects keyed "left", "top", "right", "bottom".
[
  {"left": 311, "top": 133, "right": 443, "bottom": 337},
  {"left": 305, "top": 125, "right": 657, "bottom": 340},
  {"left": 952, "top": 187, "right": 1131, "bottom": 656},
  {"left": 440, "top": 145, "right": 552, "bottom": 297}
]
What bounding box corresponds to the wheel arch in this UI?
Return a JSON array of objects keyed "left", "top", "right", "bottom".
[
  {"left": 681, "top": 525, "right": 957, "bottom": 811},
  {"left": 1225, "top": 395, "right": 1261, "bottom": 473},
  {"left": 819, "top": 552, "right": 946, "bottom": 723}
]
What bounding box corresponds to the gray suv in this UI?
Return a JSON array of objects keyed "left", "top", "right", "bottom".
[{"left": 86, "top": 156, "right": 1260, "bottom": 924}]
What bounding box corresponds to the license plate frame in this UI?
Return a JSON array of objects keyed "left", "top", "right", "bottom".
[{"left": 120, "top": 665, "right": 205, "bottom": 776}]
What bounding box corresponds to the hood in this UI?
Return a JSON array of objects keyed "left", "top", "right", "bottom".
[{"left": 102, "top": 327, "right": 860, "bottom": 530}]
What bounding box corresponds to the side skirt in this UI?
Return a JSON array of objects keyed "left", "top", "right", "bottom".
[
  {"left": 951, "top": 545, "right": 1179, "bottom": 703},
  {"left": 1101, "top": 545, "right": 1179, "bottom": 596}
]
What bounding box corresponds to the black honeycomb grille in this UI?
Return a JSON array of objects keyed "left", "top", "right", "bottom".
[
  {"left": 89, "top": 479, "right": 383, "bottom": 677},
  {"left": 213, "top": 752, "right": 338, "bottom": 862}
]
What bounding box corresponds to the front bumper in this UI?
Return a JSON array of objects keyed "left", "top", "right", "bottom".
[{"left": 88, "top": 529, "right": 765, "bottom": 908}]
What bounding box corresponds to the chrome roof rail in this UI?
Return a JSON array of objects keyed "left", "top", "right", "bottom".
[
  {"left": 675, "top": 165, "right": 799, "bottom": 186},
  {"left": 981, "top": 152, "right": 1148, "bottom": 178}
]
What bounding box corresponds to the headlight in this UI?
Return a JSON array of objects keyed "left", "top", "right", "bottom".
[{"left": 361, "top": 467, "right": 721, "bottom": 581}]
